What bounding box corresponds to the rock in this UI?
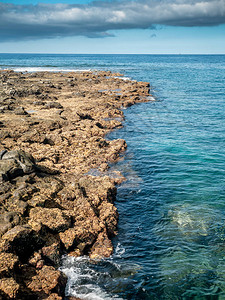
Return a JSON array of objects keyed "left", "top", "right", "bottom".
[
  {"left": 90, "top": 229, "right": 113, "bottom": 260},
  {"left": 78, "top": 176, "right": 117, "bottom": 205},
  {"left": 29, "top": 208, "right": 71, "bottom": 233},
  {"left": 0, "top": 150, "right": 36, "bottom": 181},
  {"left": 1, "top": 150, "right": 36, "bottom": 174},
  {"left": 77, "top": 112, "right": 93, "bottom": 120},
  {"left": 5, "top": 198, "right": 28, "bottom": 215},
  {"left": 0, "top": 70, "right": 151, "bottom": 298},
  {"left": 0, "top": 253, "right": 18, "bottom": 278},
  {"left": 28, "top": 251, "right": 42, "bottom": 267},
  {"left": 0, "top": 159, "right": 23, "bottom": 181},
  {"left": 0, "top": 225, "right": 44, "bottom": 261},
  {"left": 0, "top": 150, "right": 7, "bottom": 160},
  {"left": 59, "top": 228, "right": 78, "bottom": 250},
  {"left": 33, "top": 100, "right": 46, "bottom": 106},
  {"left": 99, "top": 202, "right": 119, "bottom": 236},
  {"left": 0, "top": 212, "right": 20, "bottom": 237},
  {"left": 14, "top": 106, "right": 28, "bottom": 115},
  {"left": 0, "top": 277, "right": 19, "bottom": 299},
  {"left": 45, "top": 102, "right": 63, "bottom": 109},
  {"left": 26, "top": 265, "right": 67, "bottom": 297},
  {"left": 42, "top": 240, "right": 61, "bottom": 267},
  {"left": 59, "top": 225, "right": 97, "bottom": 254}
]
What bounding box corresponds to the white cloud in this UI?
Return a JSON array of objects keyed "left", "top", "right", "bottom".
[{"left": 0, "top": 0, "right": 225, "bottom": 41}]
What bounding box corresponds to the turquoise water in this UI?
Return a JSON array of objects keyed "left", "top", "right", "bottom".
[{"left": 1, "top": 54, "right": 225, "bottom": 299}]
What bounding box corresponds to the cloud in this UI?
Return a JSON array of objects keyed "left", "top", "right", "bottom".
[{"left": 0, "top": 0, "right": 225, "bottom": 41}]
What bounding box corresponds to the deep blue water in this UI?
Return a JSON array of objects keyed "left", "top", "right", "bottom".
[{"left": 1, "top": 54, "right": 225, "bottom": 299}]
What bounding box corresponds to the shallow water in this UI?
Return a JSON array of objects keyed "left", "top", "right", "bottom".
[{"left": 1, "top": 54, "right": 225, "bottom": 299}]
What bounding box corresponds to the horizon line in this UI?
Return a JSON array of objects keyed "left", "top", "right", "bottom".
[{"left": 1, "top": 53, "right": 225, "bottom": 55}]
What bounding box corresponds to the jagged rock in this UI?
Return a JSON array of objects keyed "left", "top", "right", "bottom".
[
  {"left": 0, "top": 253, "right": 18, "bottom": 278},
  {"left": 41, "top": 240, "right": 61, "bottom": 267},
  {"left": 99, "top": 202, "right": 119, "bottom": 236},
  {"left": 0, "top": 225, "right": 44, "bottom": 261},
  {"left": 90, "top": 229, "right": 113, "bottom": 259},
  {"left": 0, "top": 159, "right": 23, "bottom": 181},
  {"left": 28, "top": 251, "right": 42, "bottom": 268},
  {"left": 14, "top": 106, "right": 28, "bottom": 115},
  {"left": 59, "top": 223, "right": 98, "bottom": 254},
  {"left": 45, "top": 102, "right": 63, "bottom": 109},
  {"left": 26, "top": 266, "right": 67, "bottom": 297},
  {"left": 0, "top": 150, "right": 36, "bottom": 181},
  {"left": 29, "top": 208, "right": 71, "bottom": 233},
  {"left": 0, "top": 212, "right": 20, "bottom": 237},
  {"left": 0, "top": 277, "right": 19, "bottom": 299},
  {"left": 78, "top": 175, "right": 117, "bottom": 206}
]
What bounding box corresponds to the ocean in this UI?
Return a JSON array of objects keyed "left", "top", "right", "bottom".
[{"left": 1, "top": 53, "right": 225, "bottom": 299}]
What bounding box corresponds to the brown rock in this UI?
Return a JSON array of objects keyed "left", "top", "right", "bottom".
[
  {"left": 27, "top": 265, "right": 67, "bottom": 296},
  {"left": 0, "top": 277, "right": 19, "bottom": 299},
  {"left": 42, "top": 241, "right": 61, "bottom": 267},
  {"left": 29, "top": 208, "right": 71, "bottom": 233},
  {"left": 0, "top": 212, "right": 20, "bottom": 237},
  {"left": 59, "top": 223, "right": 98, "bottom": 254},
  {"left": 90, "top": 229, "right": 113, "bottom": 260},
  {"left": 0, "top": 225, "right": 43, "bottom": 261},
  {"left": 99, "top": 202, "right": 119, "bottom": 236},
  {"left": 0, "top": 252, "right": 18, "bottom": 278}
]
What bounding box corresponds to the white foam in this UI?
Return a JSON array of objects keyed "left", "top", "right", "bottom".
[
  {"left": 115, "top": 243, "right": 125, "bottom": 257},
  {"left": 60, "top": 255, "right": 123, "bottom": 300},
  {"left": 146, "top": 95, "right": 156, "bottom": 101},
  {"left": 113, "top": 76, "right": 133, "bottom": 81}
]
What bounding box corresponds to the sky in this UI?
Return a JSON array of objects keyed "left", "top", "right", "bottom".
[{"left": 0, "top": 0, "right": 225, "bottom": 54}]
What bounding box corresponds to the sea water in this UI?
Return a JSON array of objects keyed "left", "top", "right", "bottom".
[{"left": 1, "top": 54, "right": 225, "bottom": 299}]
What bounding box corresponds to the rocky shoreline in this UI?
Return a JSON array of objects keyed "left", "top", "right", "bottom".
[{"left": 0, "top": 69, "right": 150, "bottom": 299}]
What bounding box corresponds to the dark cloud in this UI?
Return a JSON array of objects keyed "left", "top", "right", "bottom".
[{"left": 0, "top": 0, "right": 225, "bottom": 41}]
